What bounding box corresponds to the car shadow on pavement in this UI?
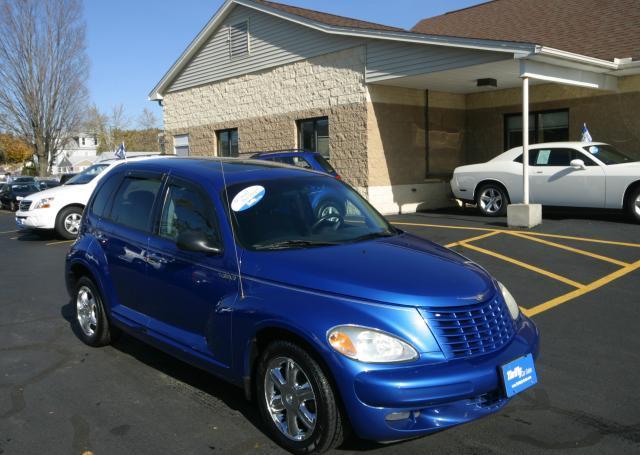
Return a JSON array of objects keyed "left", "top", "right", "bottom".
[
  {"left": 409, "top": 206, "right": 635, "bottom": 227},
  {"left": 59, "top": 300, "right": 398, "bottom": 451},
  {"left": 14, "top": 229, "right": 58, "bottom": 242}
]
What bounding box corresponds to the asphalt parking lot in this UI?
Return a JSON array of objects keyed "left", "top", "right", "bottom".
[{"left": 1, "top": 207, "right": 639, "bottom": 454}]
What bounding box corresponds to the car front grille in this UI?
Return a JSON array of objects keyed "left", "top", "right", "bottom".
[
  {"left": 419, "top": 297, "right": 516, "bottom": 359},
  {"left": 19, "top": 200, "right": 32, "bottom": 212}
]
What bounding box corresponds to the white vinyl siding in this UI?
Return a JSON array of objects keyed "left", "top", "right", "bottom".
[{"left": 168, "top": 5, "right": 360, "bottom": 92}]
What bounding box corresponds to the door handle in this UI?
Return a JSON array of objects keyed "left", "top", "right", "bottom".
[
  {"left": 145, "top": 252, "right": 171, "bottom": 267},
  {"left": 535, "top": 171, "right": 543, "bottom": 174}
]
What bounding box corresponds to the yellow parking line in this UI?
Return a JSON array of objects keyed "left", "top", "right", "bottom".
[
  {"left": 393, "top": 222, "right": 640, "bottom": 248},
  {"left": 0, "top": 229, "right": 18, "bottom": 234},
  {"left": 461, "top": 242, "right": 586, "bottom": 289},
  {"left": 509, "top": 232, "right": 631, "bottom": 267},
  {"left": 46, "top": 239, "right": 74, "bottom": 246},
  {"left": 523, "top": 259, "right": 640, "bottom": 317},
  {"left": 445, "top": 231, "right": 501, "bottom": 248}
]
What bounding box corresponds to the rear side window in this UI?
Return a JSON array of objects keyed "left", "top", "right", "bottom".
[
  {"left": 158, "top": 180, "right": 221, "bottom": 247},
  {"left": 314, "top": 155, "right": 336, "bottom": 173},
  {"left": 108, "top": 175, "right": 162, "bottom": 231},
  {"left": 270, "top": 156, "right": 313, "bottom": 170},
  {"left": 90, "top": 172, "right": 123, "bottom": 218}
]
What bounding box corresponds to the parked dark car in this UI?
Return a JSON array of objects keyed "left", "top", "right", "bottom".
[
  {"left": 252, "top": 150, "right": 340, "bottom": 179},
  {"left": 37, "top": 179, "right": 61, "bottom": 191},
  {"left": 59, "top": 173, "right": 78, "bottom": 184},
  {"left": 12, "top": 176, "right": 36, "bottom": 184},
  {"left": 66, "top": 157, "right": 539, "bottom": 453},
  {"left": 0, "top": 183, "right": 40, "bottom": 211}
]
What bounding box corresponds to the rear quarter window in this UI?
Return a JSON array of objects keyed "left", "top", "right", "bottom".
[{"left": 108, "top": 175, "right": 162, "bottom": 232}]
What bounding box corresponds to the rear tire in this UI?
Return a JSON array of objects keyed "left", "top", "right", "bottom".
[
  {"left": 56, "top": 206, "right": 83, "bottom": 239},
  {"left": 256, "top": 341, "right": 346, "bottom": 454},
  {"left": 627, "top": 186, "right": 640, "bottom": 223},
  {"left": 74, "top": 276, "right": 114, "bottom": 347},
  {"left": 475, "top": 183, "right": 508, "bottom": 217}
]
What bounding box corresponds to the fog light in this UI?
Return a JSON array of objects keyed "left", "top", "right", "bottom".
[{"left": 385, "top": 411, "right": 411, "bottom": 421}]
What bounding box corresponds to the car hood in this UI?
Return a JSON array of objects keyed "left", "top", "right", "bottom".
[
  {"left": 242, "top": 233, "right": 496, "bottom": 308},
  {"left": 23, "top": 184, "right": 81, "bottom": 201}
]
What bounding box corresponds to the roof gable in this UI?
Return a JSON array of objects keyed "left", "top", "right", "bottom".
[{"left": 412, "top": 0, "right": 640, "bottom": 62}]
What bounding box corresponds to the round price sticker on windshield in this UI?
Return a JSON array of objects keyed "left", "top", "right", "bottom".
[{"left": 231, "top": 185, "right": 265, "bottom": 212}]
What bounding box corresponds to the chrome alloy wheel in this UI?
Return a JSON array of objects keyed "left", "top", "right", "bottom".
[
  {"left": 76, "top": 286, "right": 98, "bottom": 337},
  {"left": 479, "top": 187, "right": 503, "bottom": 214},
  {"left": 264, "top": 356, "right": 317, "bottom": 441},
  {"left": 635, "top": 194, "right": 640, "bottom": 218},
  {"left": 64, "top": 212, "right": 82, "bottom": 235}
]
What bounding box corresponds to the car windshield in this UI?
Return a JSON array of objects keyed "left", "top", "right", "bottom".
[
  {"left": 65, "top": 163, "right": 109, "bottom": 185},
  {"left": 11, "top": 184, "right": 38, "bottom": 193},
  {"left": 225, "top": 175, "right": 398, "bottom": 250},
  {"left": 584, "top": 145, "right": 635, "bottom": 165}
]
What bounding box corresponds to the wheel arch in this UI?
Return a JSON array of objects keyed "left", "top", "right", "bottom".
[
  {"left": 622, "top": 180, "right": 640, "bottom": 209},
  {"left": 473, "top": 179, "right": 511, "bottom": 203},
  {"left": 56, "top": 203, "right": 85, "bottom": 221},
  {"left": 243, "top": 324, "right": 342, "bottom": 407}
]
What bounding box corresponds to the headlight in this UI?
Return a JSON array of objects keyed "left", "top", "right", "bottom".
[
  {"left": 327, "top": 325, "right": 418, "bottom": 363},
  {"left": 33, "top": 197, "right": 54, "bottom": 209},
  {"left": 498, "top": 281, "right": 520, "bottom": 320}
]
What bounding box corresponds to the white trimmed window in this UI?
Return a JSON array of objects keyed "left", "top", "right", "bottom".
[
  {"left": 229, "top": 21, "right": 249, "bottom": 58},
  {"left": 174, "top": 134, "right": 190, "bottom": 156}
]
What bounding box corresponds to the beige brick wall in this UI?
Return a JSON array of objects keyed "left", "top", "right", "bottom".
[
  {"left": 465, "top": 75, "right": 640, "bottom": 163},
  {"left": 162, "top": 46, "right": 369, "bottom": 187},
  {"left": 366, "top": 85, "right": 426, "bottom": 187}
]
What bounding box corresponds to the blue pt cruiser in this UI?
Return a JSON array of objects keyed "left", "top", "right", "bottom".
[{"left": 66, "top": 158, "right": 539, "bottom": 454}]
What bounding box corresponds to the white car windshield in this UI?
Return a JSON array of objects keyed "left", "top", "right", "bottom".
[
  {"left": 65, "top": 164, "right": 110, "bottom": 185},
  {"left": 585, "top": 145, "right": 635, "bottom": 165}
]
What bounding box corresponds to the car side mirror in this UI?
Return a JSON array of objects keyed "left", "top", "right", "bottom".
[
  {"left": 176, "top": 231, "right": 222, "bottom": 255},
  {"left": 570, "top": 159, "right": 586, "bottom": 170}
]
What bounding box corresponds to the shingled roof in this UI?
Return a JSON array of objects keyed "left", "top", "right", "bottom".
[
  {"left": 251, "top": 0, "right": 405, "bottom": 32},
  {"left": 412, "top": 0, "right": 640, "bottom": 62}
]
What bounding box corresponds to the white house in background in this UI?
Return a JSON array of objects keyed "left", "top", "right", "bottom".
[{"left": 51, "top": 132, "right": 99, "bottom": 174}]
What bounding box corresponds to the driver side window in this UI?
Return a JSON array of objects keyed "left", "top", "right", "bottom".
[{"left": 158, "top": 179, "right": 221, "bottom": 248}]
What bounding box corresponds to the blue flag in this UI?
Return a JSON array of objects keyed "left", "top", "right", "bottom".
[
  {"left": 581, "top": 123, "right": 592, "bottom": 143},
  {"left": 115, "top": 142, "right": 126, "bottom": 160}
]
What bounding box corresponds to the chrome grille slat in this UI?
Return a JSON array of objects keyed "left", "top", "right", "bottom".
[
  {"left": 19, "top": 200, "right": 32, "bottom": 212},
  {"left": 420, "top": 298, "right": 516, "bottom": 359}
]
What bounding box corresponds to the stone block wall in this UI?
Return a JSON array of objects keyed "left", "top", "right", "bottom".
[{"left": 162, "top": 46, "right": 369, "bottom": 188}]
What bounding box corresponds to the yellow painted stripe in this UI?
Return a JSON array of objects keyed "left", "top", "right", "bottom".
[
  {"left": 393, "top": 222, "right": 640, "bottom": 248},
  {"left": 461, "top": 242, "right": 586, "bottom": 289},
  {"left": 46, "top": 239, "right": 75, "bottom": 246},
  {"left": 508, "top": 232, "right": 630, "bottom": 267},
  {"left": 523, "top": 259, "right": 640, "bottom": 317},
  {"left": 445, "top": 231, "right": 501, "bottom": 248}
]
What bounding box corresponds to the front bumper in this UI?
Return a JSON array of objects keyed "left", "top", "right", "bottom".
[
  {"left": 15, "top": 210, "right": 55, "bottom": 230},
  {"left": 333, "top": 316, "right": 539, "bottom": 442}
]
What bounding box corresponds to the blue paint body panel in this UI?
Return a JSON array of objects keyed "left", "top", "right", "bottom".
[{"left": 65, "top": 157, "right": 539, "bottom": 442}]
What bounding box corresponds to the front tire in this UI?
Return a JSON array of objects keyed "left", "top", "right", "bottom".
[
  {"left": 476, "top": 183, "right": 508, "bottom": 217},
  {"left": 627, "top": 186, "right": 640, "bottom": 223},
  {"left": 74, "top": 276, "right": 113, "bottom": 347},
  {"left": 256, "top": 341, "right": 346, "bottom": 454},
  {"left": 56, "top": 206, "right": 83, "bottom": 239},
  {"left": 9, "top": 200, "right": 17, "bottom": 211}
]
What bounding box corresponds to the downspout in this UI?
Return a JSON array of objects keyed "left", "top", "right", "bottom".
[{"left": 424, "top": 90, "right": 429, "bottom": 178}]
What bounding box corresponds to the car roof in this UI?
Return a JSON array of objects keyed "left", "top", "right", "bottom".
[
  {"left": 116, "top": 157, "right": 329, "bottom": 187},
  {"left": 494, "top": 142, "right": 610, "bottom": 161},
  {"left": 251, "top": 150, "right": 318, "bottom": 158}
]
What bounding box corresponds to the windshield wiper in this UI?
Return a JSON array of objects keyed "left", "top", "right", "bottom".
[
  {"left": 348, "top": 230, "right": 398, "bottom": 243},
  {"left": 252, "top": 239, "right": 341, "bottom": 250}
]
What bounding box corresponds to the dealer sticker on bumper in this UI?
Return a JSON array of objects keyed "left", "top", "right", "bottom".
[{"left": 500, "top": 353, "right": 537, "bottom": 398}]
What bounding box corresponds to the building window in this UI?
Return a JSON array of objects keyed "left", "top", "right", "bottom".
[
  {"left": 217, "top": 129, "right": 238, "bottom": 157},
  {"left": 504, "top": 109, "right": 569, "bottom": 150},
  {"left": 174, "top": 134, "right": 190, "bottom": 156},
  {"left": 229, "top": 21, "right": 249, "bottom": 58},
  {"left": 298, "top": 117, "right": 329, "bottom": 158}
]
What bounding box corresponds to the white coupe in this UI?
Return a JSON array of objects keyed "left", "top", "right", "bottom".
[{"left": 451, "top": 142, "right": 640, "bottom": 221}]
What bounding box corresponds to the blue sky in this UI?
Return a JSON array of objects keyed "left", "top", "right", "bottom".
[{"left": 84, "top": 0, "right": 485, "bottom": 128}]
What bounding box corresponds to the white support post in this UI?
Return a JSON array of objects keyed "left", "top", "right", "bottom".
[
  {"left": 507, "top": 74, "right": 541, "bottom": 228},
  {"left": 522, "top": 75, "right": 529, "bottom": 205}
]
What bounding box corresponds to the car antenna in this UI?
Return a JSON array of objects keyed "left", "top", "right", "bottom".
[{"left": 218, "top": 158, "right": 245, "bottom": 299}]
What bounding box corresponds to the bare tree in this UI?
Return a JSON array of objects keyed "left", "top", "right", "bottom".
[
  {"left": 101, "top": 104, "right": 128, "bottom": 152},
  {"left": 0, "top": 0, "right": 88, "bottom": 176},
  {"left": 137, "top": 107, "right": 159, "bottom": 130}
]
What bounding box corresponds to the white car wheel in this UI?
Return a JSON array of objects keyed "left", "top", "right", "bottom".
[{"left": 476, "top": 184, "right": 508, "bottom": 217}]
